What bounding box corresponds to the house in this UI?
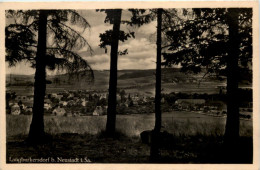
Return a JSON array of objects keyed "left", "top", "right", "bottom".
[
  {"left": 132, "top": 95, "right": 139, "bottom": 102},
  {"left": 161, "top": 97, "right": 165, "bottom": 103},
  {"left": 68, "top": 93, "right": 75, "bottom": 98},
  {"left": 133, "top": 100, "right": 138, "bottom": 105},
  {"left": 11, "top": 103, "right": 20, "bottom": 115},
  {"left": 27, "top": 95, "right": 34, "bottom": 101},
  {"left": 56, "top": 94, "right": 63, "bottom": 100},
  {"left": 44, "top": 99, "right": 53, "bottom": 110},
  {"left": 81, "top": 99, "right": 87, "bottom": 107},
  {"left": 93, "top": 106, "right": 106, "bottom": 116},
  {"left": 93, "top": 106, "right": 102, "bottom": 116},
  {"left": 175, "top": 99, "right": 206, "bottom": 105},
  {"left": 24, "top": 107, "right": 33, "bottom": 113},
  {"left": 23, "top": 101, "right": 33, "bottom": 114},
  {"left": 175, "top": 99, "right": 206, "bottom": 110},
  {"left": 132, "top": 95, "right": 140, "bottom": 105},
  {"left": 146, "top": 97, "right": 155, "bottom": 103},
  {"left": 15, "top": 95, "right": 28, "bottom": 101},
  {"left": 23, "top": 101, "right": 33, "bottom": 109},
  {"left": 44, "top": 99, "right": 52, "bottom": 104},
  {"left": 67, "top": 100, "right": 75, "bottom": 106},
  {"left": 51, "top": 93, "right": 58, "bottom": 98},
  {"left": 99, "top": 93, "right": 107, "bottom": 100},
  {"left": 142, "top": 96, "right": 147, "bottom": 103},
  {"left": 73, "top": 97, "right": 80, "bottom": 102},
  {"left": 124, "top": 99, "right": 133, "bottom": 107},
  {"left": 116, "top": 94, "right": 121, "bottom": 102},
  {"left": 59, "top": 101, "right": 68, "bottom": 107},
  {"left": 18, "top": 102, "right": 26, "bottom": 110},
  {"left": 52, "top": 106, "right": 66, "bottom": 116},
  {"left": 205, "top": 100, "right": 227, "bottom": 111},
  {"left": 44, "top": 103, "right": 52, "bottom": 110}
]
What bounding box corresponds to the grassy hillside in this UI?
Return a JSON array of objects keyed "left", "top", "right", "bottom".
[{"left": 6, "top": 68, "right": 234, "bottom": 96}]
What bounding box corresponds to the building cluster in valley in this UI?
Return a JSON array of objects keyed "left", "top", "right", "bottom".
[
  {"left": 6, "top": 89, "right": 152, "bottom": 116},
  {"left": 6, "top": 89, "right": 252, "bottom": 119}
]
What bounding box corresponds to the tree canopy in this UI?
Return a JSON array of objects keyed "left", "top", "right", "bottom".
[
  {"left": 6, "top": 10, "right": 93, "bottom": 79},
  {"left": 162, "top": 8, "right": 252, "bottom": 80}
]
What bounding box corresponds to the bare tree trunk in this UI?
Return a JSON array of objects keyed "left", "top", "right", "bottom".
[
  {"left": 154, "top": 8, "right": 162, "bottom": 133},
  {"left": 150, "top": 8, "right": 162, "bottom": 161},
  {"left": 28, "top": 10, "right": 48, "bottom": 144},
  {"left": 225, "top": 8, "right": 240, "bottom": 143},
  {"left": 224, "top": 8, "right": 240, "bottom": 161},
  {"left": 106, "top": 9, "right": 122, "bottom": 137}
]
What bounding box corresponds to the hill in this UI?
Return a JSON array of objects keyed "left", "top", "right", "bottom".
[
  {"left": 7, "top": 68, "right": 253, "bottom": 96},
  {"left": 6, "top": 68, "right": 231, "bottom": 96}
]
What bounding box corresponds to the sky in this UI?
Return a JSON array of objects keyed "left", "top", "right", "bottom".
[{"left": 6, "top": 9, "right": 158, "bottom": 75}]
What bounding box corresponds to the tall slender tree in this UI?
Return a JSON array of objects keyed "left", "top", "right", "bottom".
[
  {"left": 150, "top": 8, "right": 162, "bottom": 161},
  {"left": 154, "top": 8, "right": 162, "bottom": 133},
  {"left": 125, "top": 9, "right": 180, "bottom": 160},
  {"left": 224, "top": 8, "right": 240, "bottom": 144},
  {"left": 105, "top": 9, "right": 122, "bottom": 137},
  {"left": 28, "top": 10, "right": 48, "bottom": 143},
  {"left": 6, "top": 10, "right": 93, "bottom": 144},
  {"left": 98, "top": 9, "right": 151, "bottom": 137}
]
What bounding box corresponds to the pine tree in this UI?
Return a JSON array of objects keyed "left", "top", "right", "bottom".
[{"left": 6, "top": 10, "right": 93, "bottom": 144}]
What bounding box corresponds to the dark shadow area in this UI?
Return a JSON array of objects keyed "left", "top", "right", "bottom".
[{"left": 6, "top": 133, "right": 252, "bottom": 163}]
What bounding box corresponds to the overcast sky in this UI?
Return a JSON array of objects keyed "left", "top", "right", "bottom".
[{"left": 6, "top": 9, "right": 158, "bottom": 75}]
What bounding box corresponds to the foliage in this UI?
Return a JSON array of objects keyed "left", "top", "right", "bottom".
[
  {"left": 97, "top": 9, "right": 155, "bottom": 54},
  {"left": 5, "top": 10, "right": 93, "bottom": 80},
  {"left": 162, "top": 8, "right": 252, "bottom": 78}
]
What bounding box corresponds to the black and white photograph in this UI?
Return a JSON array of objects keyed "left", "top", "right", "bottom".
[{"left": 0, "top": 1, "right": 259, "bottom": 169}]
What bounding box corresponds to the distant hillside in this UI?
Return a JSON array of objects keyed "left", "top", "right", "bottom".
[
  {"left": 6, "top": 68, "right": 252, "bottom": 96},
  {"left": 118, "top": 70, "right": 154, "bottom": 79},
  {"left": 6, "top": 74, "right": 34, "bottom": 86}
]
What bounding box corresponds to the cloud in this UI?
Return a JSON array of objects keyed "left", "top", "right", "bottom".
[
  {"left": 137, "top": 21, "right": 157, "bottom": 35},
  {"left": 76, "top": 23, "right": 112, "bottom": 54},
  {"left": 85, "top": 24, "right": 113, "bottom": 50},
  {"left": 81, "top": 37, "right": 157, "bottom": 70},
  {"left": 119, "top": 38, "right": 155, "bottom": 51},
  {"left": 83, "top": 54, "right": 110, "bottom": 70},
  {"left": 117, "top": 38, "right": 156, "bottom": 69},
  {"left": 5, "top": 62, "right": 35, "bottom": 75},
  {"left": 118, "top": 57, "right": 155, "bottom": 70}
]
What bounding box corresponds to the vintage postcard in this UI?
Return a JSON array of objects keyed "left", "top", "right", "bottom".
[{"left": 0, "top": 1, "right": 259, "bottom": 170}]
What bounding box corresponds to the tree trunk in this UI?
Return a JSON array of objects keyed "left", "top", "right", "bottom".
[
  {"left": 105, "top": 9, "right": 122, "bottom": 137},
  {"left": 28, "top": 10, "right": 48, "bottom": 144},
  {"left": 150, "top": 8, "right": 162, "bottom": 161},
  {"left": 224, "top": 8, "right": 240, "bottom": 159},
  {"left": 154, "top": 9, "right": 162, "bottom": 133}
]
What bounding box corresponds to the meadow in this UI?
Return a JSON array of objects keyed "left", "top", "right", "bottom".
[
  {"left": 6, "top": 111, "right": 253, "bottom": 163},
  {"left": 6, "top": 111, "right": 252, "bottom": 137}
]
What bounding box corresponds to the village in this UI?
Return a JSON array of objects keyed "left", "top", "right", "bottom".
[
  {"left": 6, "top": 89, "right": 152, "bottom": 116},
  {"left": 6, "top": 89, "right": 252, "bottom": 119}
]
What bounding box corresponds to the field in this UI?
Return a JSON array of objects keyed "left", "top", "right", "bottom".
[
  {"left": 6, "top": 111, "right": 252, "bottom": 137},
  {"left": 6, "top": 111, "right": 253, "bottom": 163}
]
